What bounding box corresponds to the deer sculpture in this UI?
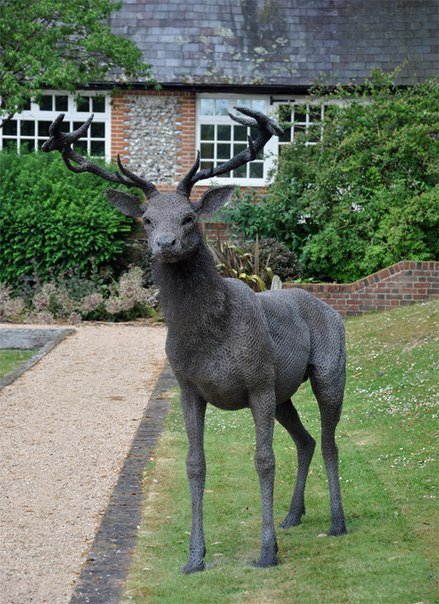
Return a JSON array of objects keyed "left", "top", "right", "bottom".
[{"left": 42, "top": 107, "right": 347, "bottom": 573}]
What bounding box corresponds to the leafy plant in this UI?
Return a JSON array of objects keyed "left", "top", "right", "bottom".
[
  {"left": 0, "top": 150, "right": 135, "bottom": 287},
  {"left": 238, "top": 238, "right": 302, "bottom": 282},
  {"left": 0, "top": 267, "right": 160, "bottom": 323},
  {"left": 226, "top": 72, "right": 439, "bottom": 282},
  {"left": 208, "top": 236, "right": 275, "bottom": 291}
]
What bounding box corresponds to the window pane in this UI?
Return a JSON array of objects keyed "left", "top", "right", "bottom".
[
  {"left": 76, "top": 96, "right": 90, "bottom": 112},
  {"left": 200, "top": 161, "right": 214, "bottom": 171},
  {"left": 307, "top": 125, "right": 321, "bottom": 143},
  {"left": 22, "top": 99, "right": 31, "bottom": 110},
  {"left": 39, "top": 95, "right": 53, "bottom": 111},
  {"left": 200, "top": 142, "right": 214, "bottom": 158},
  {"left": 37, "top": 139, "right": 47, "bottom": 150},
  {"left": 234, "top": 125, "right": 247, "bottom": 141},
  {"left": 91, "top": 122, "right": 105, "bottom": 138},
  {"left": 217, "top": 143, "right": 230, "bottom": 160},
  {"left": 38, "top": 121, "right": 52, "bottom": 137},
  {"left": 279, "top": 127, "right": 292, "bottom": 143},
  {"left": 60, "top": 121, "right": 71, "bottom": 133},
  {"left": 233, "top": 143, "right": 246, "bottom": 155},
  {"left": 233, "top": 164, "right": 247, "bottom": 178},
  {"left": 200, "top": 124, "right": 214, "bottom": 140},
  {"left": 217, "top": 125, "right": 231, "bottom": 140},
  {"left": 3, "top": 120, "right": 17, "bottom": 135},
  {"left": 3, "top": 139, "right": 17, "bottom": 151},
  {"left": 294, "top": 107, "right": 307, "bottom": 123},
  {"left": 215, "top": 99, "right": 229, "bottom": 115},
  {"left": 252, "top": 99, "right": 266, "bottom": 112},
  {"left": 55, "top": 95, "right": 68, "bottom": 111},
  {"left": 256, "top": 148, "right": 264, "bottom": 160},
  {"left": 90, "top": 140, "right": 105, "bottom": 156},
  {"left": 21, "top": 139, "right": 35, "bottom": 152},
  {"left": 250, "top": 126, "right": 259, "bottom": 139},
  {"left": 200, "top": 99, "right": 214, "bottom": 115},
  {"left": 74, "top": 140, "right": 88, "bottom": 154},
  {"left": 20, "top": 121, "right": 35, "bottom": 136},
  {"left": 309, "top": 106, "right": 322, "bottom": 122},
  {"left": 74, "top": 121, "right": 87, "bottom": 133},
  {"left": 249, "top": 162, "right": 263, "bottom": 178},
  {"left": 92, "top": 96, "right": 105, "bottom": 113},
  {"left": 293, "top": 124, "right": 306, "bottom": 139},
  {"left": 236, "top": 99, "right": 251, "bottom": 109}
]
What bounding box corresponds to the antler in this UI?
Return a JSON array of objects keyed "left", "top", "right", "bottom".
[
  {"left": 41, "top": 114, "right": 159, "bottom": 198},
  {"left": 177, "top": 106, "right": 283, "bottom": 197}
]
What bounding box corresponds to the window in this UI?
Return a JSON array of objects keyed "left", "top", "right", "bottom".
[
  {"left": 0, "top": 92, "right": 110, "bottom": 159},
  {"left": 275, "top": 101, "right": 324, "bottom": 153},
  {"left": 197, "top": 95, "right": 276, "bottom": 185}
]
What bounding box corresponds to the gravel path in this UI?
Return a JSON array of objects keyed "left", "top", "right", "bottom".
[{"left": 0, "top": 322, "right": 167, "bottom": 604}]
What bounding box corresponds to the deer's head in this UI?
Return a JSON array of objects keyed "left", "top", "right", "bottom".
[{"left": 42, "top": 107, "right": 282, "bottom": 264}]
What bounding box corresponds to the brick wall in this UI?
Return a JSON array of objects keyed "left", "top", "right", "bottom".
[
  {"left": 111, "top": 89, "right": 209, "bottom": 198},
  {"left": 285, "top": 261, "right": 439, "bottom": 317},
  {"left": 110, "top": 90, "right": 263, "bottom": 202}
]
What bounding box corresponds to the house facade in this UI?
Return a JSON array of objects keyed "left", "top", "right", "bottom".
[{"left": 1, "top": 1, "right": 437, "bottom": 199}]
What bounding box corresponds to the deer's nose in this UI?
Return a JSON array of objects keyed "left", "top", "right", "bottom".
[{"left": 156, "top": 235, "right": 176, "bottom": 249}]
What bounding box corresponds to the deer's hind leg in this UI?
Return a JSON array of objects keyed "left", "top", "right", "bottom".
[
  {"left": 276, "top": 400, "right": 316, "bottom": 528},
  {"left": 309, "top": 367, "right": 347, "bottom": 536}
]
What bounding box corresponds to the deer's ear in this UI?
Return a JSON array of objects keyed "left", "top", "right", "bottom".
[
  {"left": 106, "top": 189, "right": 146, "bottom": 218},
  {"left": 192, "top": 185, "right": 235, "bottom": 215}
]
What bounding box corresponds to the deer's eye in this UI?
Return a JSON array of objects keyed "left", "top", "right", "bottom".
[{"left": 182, "top": 215, "right": 194, "bottom": 226}]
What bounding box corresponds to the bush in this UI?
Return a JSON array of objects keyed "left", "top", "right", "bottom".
[
  {"left": 0, "top": 267, "right": 160, "bottom": 323},
  {"left": 238, "top": 238, "right": 301, "bottom": 282},
  {"left": 208, "top": 236, "right": 299, "bottom": 291},
  {"left": 0, "top": 150, "right": 136, "bottom": 287},
  {"left": 226, "top": 72, "right": 439, "bottom": 282}
]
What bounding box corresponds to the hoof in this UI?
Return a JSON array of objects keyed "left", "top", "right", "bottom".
[
  {"left": 328, "top": 522, "right": 347, "bottom": 536},
  {"left": 280, "top": 514, "right": 302, "bottom": 529},
  {"left": 253, "top": 555, "right": 278, "bottom": 568},
  {"left": 280, "top": 508, "right": 305, "bottom": 529},
  {"left": 253, "top": 541, "right": 278, "bottom": 568},
  {"left": 182, "top": 560, "right": 205, "bottom": 574}
]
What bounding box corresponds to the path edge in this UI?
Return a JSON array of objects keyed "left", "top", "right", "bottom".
[
  {"left": 70, "top": 362, "right": 176, "bottom": 604},
  {"left": 0, "top": 328, "right": 75, "bottom": 391}
]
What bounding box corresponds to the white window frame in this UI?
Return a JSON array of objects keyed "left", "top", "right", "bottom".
[
  {"left": 271, "top": 95, "right": 326, "bottom": 151},
  {"left": 0, "top": 91, "right": 112, "bottom": 160},
  {"left": 196, "top": 93, "right": 278, "bottom": 187}
]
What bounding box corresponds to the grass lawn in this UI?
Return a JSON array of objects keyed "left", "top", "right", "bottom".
[
  {"left": 124, "top": 301, "right": 438, "bottom": 604},
  {"left": 0, "top": 349, "right": 37, "bottom": 379}
]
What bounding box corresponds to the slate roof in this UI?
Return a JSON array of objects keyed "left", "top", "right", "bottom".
[{"left": 109, "top": 0, "right": 438, "bottom": 89}]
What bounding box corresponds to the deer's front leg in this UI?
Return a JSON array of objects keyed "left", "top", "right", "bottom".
[
  {"left": 250, "top": 389, "right": 278, "bottom": 568},
  {"left": 180, "top": 388, "right": 207, "bottom": 574}
]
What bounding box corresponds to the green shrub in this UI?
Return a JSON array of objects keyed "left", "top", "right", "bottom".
[
  {"left": 226, "top": 72, "right": 439, "bottom": 282},
  {"left": 0, "top": 150, "right": 136, "bottom": 287},
  {"left": 237, "top": 238, "right": 302, "bottom": 282},
  {"left": 208, "top": 237, "right": 277, "bottom": 291}
]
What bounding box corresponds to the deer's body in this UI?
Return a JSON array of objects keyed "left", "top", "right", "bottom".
[
  {"left": 43, "top": 107, "right": 347, "bottom": 574},
  {"left": 158, "top": 242, "right": 344, "bottom": 412}
]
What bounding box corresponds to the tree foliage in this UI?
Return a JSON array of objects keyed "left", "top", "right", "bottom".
[
  {"left": 0, "top": 0, "right": 155, "bottom": 119},
  {"left": 226, "top": 72, "right": 439, "bottom": 282},
  {"left": 0, "top": 150, "right": 135, "bottom": 286}
]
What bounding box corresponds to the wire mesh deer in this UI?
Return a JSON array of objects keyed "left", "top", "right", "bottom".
[{"left": 42, "top": 107, "right": 347, "bottom": 573}]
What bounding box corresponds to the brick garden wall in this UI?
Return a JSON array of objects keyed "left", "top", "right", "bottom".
[{"left": 285, "top": 261, "right": 439, "bottom": 317}]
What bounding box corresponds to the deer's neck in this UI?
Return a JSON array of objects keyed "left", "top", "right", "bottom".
[{"left": 153, "top": 241, "right": 229, "bottom": 339}]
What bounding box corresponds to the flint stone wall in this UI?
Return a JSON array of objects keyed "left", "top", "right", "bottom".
[{"left": 126, "top": 95, "right": 179, "bottom": 184}]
